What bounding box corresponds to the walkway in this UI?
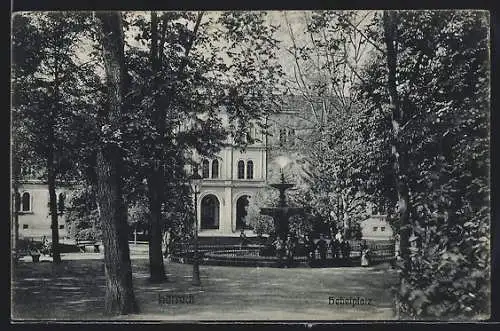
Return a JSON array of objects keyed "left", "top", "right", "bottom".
[{"left": 12, "top": 256, "right": 398, "bottom": 321}]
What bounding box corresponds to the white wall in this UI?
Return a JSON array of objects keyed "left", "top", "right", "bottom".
[
  {"left": 15, "top": 182, "right": 69, "bottom": 240},
  {"left": 361, "top": 215, "right": 393, "bottom": 240}
]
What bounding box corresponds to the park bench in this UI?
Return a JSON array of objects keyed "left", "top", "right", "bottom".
[{"left": 76, "top": 240, "right": 101, "bottom": 253}]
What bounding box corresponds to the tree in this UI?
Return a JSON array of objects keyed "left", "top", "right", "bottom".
[
  {"left": 122, "top": 11, "right": 284, "bottom": 281},
  {"left": 12, "top": 12, "right": 94, "bottom": 263},
  {"left": 275, "top": 11, "right": 377, "bottom": 237},
  {"left": 359, "top": 10, "right": 490, "bottom": 318},
  {"left": 381, "top": 11, "right": 411, "bottom": 266},
  {"left": 94, "top": 11, "right": 138, "bottom": 315},
  {"left": 143, "top": 11, "right": 204, "bottom": 282},
  {"left": 274, "top": 10, "right": 489, "bottom": 317}
]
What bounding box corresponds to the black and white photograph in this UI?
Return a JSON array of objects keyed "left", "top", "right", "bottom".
[{"left": 10, "top": 10, "right": 491, "bottom": 321}]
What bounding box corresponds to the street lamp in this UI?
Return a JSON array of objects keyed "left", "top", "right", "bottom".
[
  {"left": 275, "top": 155, "right": 290, "bottom": 174},
  {"left": 189, "top": 167, "right": 203, "bottom": 286}
]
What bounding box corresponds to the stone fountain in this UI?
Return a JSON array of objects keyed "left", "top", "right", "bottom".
[{"left": 260, "top": 163, "right": 305, "bottom": 241}]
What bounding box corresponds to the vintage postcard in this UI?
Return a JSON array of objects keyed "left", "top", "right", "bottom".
[{"left": 11, "top": 10, "right": 491, "bottom": 321}]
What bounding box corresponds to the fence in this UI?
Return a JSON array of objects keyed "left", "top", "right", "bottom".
[{"left": 172, "top": 239, "right": 396, "bottom": 266}]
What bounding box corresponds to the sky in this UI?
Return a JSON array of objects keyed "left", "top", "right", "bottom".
[
  {"left": 70, "top": 10, "right": 376, "bottom": 86},
  {"left": 16, "top": 10, "right": 378, "bottom": 109}
]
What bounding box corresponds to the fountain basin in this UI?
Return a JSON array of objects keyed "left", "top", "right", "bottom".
[
  {"left": 170, "top": 240, "right": 396, "bottom": 267},
  {"left": 204, "top": 249, "right": 308, "bottom": 267}
]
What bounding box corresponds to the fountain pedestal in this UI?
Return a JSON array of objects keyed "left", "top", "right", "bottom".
[{"left": 260, "top": 173, "right": 305, "bottom": 240}]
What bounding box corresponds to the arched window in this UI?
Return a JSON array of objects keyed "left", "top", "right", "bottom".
[
  {"left": 247, "top": 160, "right": 254, "bottom": 179},
  {"left": 237, "top": 160, "right": 245, "bottom": 179},
  {"left": 58, "top": 192, "right": 66, "bottom": 214},
  {"left": 279, "top": 128, "right": 287, "bottom": 146},
  {"left": 21, "top": 192, "right": 31, "bottom": 212},
  {"left": 289, "top": 128, "right": 296, "bottom": 146},
  {"left": 212, "top": 160, "right": 219, "bottom": 179},
  {"left": 202, "top": 159, "right": 210, "bottom": 179}
]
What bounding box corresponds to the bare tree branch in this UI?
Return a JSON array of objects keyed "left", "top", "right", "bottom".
[{"left": 332, "top": 11, "right": 386, "bottom": 55}]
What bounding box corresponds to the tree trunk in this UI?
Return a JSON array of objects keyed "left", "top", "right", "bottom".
[
  {"left": 147, "top": 171, "right": 166, "bottom": 282},
  {"left": 146, "top": 12, "right": 167, "bottom": 282},
  {"left": 145, "top": 12, "right": 203, "bottom": 281},
  {"left": 96, "top": 149, "right": 138, "bottom": 314},
  {"left": 383, "top": 11, "right": 411, "bottom": 267},
  {"left": 96, "top": 11, "right": 138, "bottom": 315},
  {"left": 47, "top": 149, "right": 61, "bottom": 263},
  {"left": 49, "top": 40, "right": 64, "bottom": 264},
  {"left": 342, "top": 193, "right": 349, "bottom": 238}
]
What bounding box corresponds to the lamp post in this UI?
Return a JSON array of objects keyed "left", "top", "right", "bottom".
[{"left": 189, "top": 168, "right": 203, "bottom": 286}]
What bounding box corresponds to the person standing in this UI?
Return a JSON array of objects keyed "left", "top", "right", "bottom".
[
  {"left": 239, "top": 228, "right": 249, "bottom": 248},
  {"left": 163, "top": 227, "right": 172, "bottom": 259},
  {"left": 360, "top": 239, "right": 370, "bottom": 267},
  {"left": 274, "top": 237, "right": 285, "bottom": 266},
  {"left": 41, "top": 236, "right": 50, "bottom": 256},
  {"left": 343, "top": 240, "right": 351, "bottom": 261},
  {"left": 317, "top": 234, "right": 327, "bottom": 264},
  {"left": 285, "top": 234, "right": 295, "bottom": 267},
  {"left": 303, "top": 234, "right": 313, "bottom": 264}
]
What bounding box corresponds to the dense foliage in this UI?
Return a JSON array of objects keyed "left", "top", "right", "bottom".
[
  {"left": 358, "top": 11, "right": 490, "bottom": 319},
  {"left": 65, "top": 186, "right": 102, "bottom": 241}
]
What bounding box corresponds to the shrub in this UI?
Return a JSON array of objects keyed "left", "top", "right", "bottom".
[
  {"left": 74, "top": 227, "right": 101, "bottom": 241},
  {"left": 65, "top": 186, "right": 102, "bottom": 241}
]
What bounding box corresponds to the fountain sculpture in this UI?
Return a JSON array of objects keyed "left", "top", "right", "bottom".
[{"left": 260, "top": 164, "right": 305, "bottom": 241}]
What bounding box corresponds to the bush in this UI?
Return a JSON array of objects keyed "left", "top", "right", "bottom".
[
  {"left": 346, "top": 223, "right": 362, "bottom": 240},
  {"left": 252, "top": 215, "right": 274, "bottom": 236},
  {"left": 16, "top": 238, "right": 44, "bottom": 256},
  {"left": 395, "top": 209, "right": 490, "bottom": 319},
  {"left": 75, "top": 227, "right": 101, "bottom": 241},
  {"left": 65, "top": 186, "right": 102, "bottom": 241},
  {"left": 16, "top": 238, "right": 38, "bottom": 255}
]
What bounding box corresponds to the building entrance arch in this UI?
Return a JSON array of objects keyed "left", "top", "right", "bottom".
[
  {"left": 201, "top": 194, "right": 220, "bottom": 230},
  {"left": 236, "top": 195, "right": 251, "bottom": 230}
]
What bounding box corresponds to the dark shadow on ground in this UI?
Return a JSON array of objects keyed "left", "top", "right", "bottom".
[{"left": 12, "top": 258, "right": 398, "bottom": 321}]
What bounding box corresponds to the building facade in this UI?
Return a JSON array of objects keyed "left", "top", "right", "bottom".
[
  {"left": 13, "top": 180, "right": 70, "bottom": 240},
  {"left": 195, "top": 140, "right": 268, "bottom": 236}
]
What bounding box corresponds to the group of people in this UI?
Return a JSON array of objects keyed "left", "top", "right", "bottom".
[
  {"left": 304, "top": 233, "right": 351, "bottom": 264},
  {"left": 272, "top": 233, "right": 299, "bottom": 267},
  {"left": 303, "top": 233, "right": 371, "bottom": 267},
  {"left": 265, "top": 231, "right": 365, "bottom": 267}
]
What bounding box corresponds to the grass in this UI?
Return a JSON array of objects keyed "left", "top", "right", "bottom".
[{"left": 12, "top": 255, "right": 399, "bottom": 321}]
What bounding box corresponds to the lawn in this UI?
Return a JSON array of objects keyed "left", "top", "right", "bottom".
[{"left": 12, "top": 254, "right": 399, "bottom": 321}]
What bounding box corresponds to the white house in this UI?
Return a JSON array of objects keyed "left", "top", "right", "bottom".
[
  {"left": 13, "top": 180, "right": 70, "bottom": 240},
  {"left": 360, "top": 214, "right": 393, "bottom": 240}
]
